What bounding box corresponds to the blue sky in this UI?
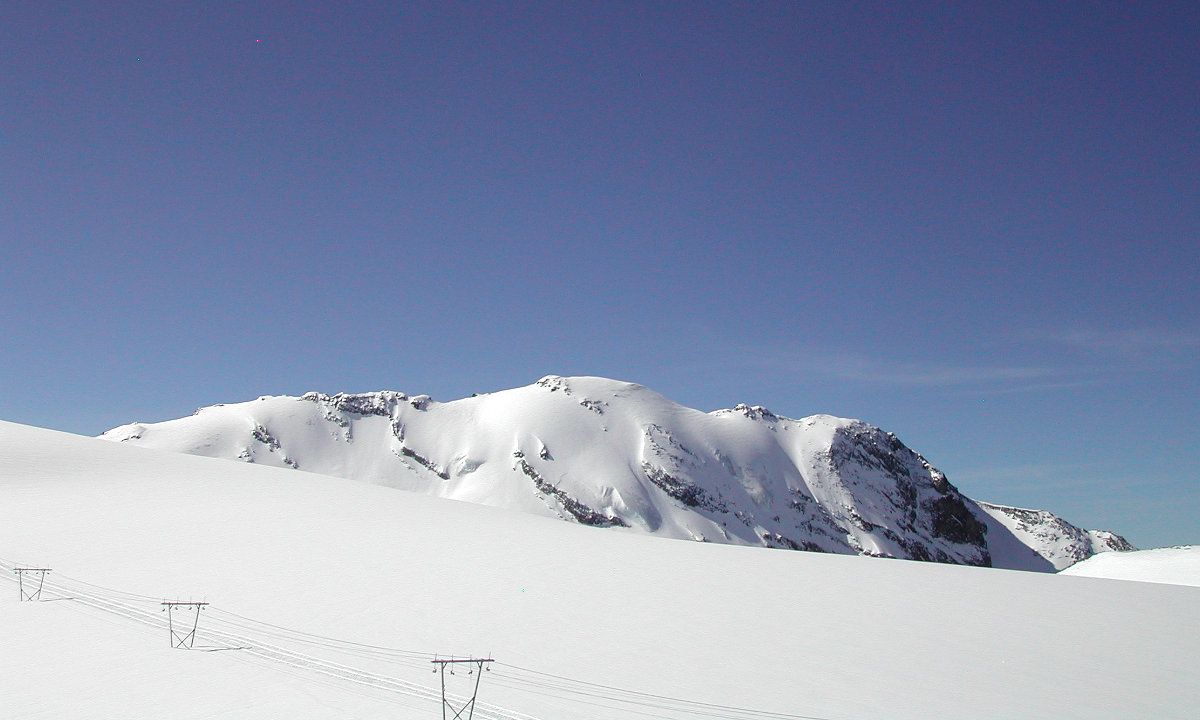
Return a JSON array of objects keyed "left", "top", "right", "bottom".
[{"left": 1, "top": 2, "right": 1196, "bottom": 549}]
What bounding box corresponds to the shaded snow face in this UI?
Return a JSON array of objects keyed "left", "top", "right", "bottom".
[
  {"left": 978, "top": 502, "right": 1136, "bottom": 570},
  {"left": 99, "top": 375, "right": 1130, "bottom": 571}
]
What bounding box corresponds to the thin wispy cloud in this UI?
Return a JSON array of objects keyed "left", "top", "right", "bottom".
[
  {"left": 965, "top": 378, "right": 1101, "bottom": 396},
  {"left": 953, "top": 462, "right": 1105, "bottom": 486},
  {"left": 1060, "top": 327, "right": 1200, "bottom": 351},
  {"left": 828, "top": 359, "right": 1052, "bottom": 386},
  {"left": 1022, "top": 326, "right": 1200, "bottom": 365},
  {"left": 746, "top": 350, "right": 1057, "bottom": 389},
  {"left": 704, "top": 325, "right": 1196, "bottom": 394}
]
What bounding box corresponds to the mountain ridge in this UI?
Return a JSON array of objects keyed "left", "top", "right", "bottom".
[{"left": 100, "top": 375, "right": 1132, "bottom": 570}]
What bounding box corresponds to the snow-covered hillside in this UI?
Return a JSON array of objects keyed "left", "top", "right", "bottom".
[
  {"left": 2, "top": 420, "right": 1197, "bottom": 719},
  {"left": 102, "top": 375, "right": 1127, "bottom": 571},
  {"left": 977, "top": 501, "right": 1134, "bottom": 569},
  {"left": 1061, "top": 546, "right": 1200, "bottom": 587}
]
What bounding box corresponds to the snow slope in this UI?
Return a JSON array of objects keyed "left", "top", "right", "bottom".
[
  {"left": 1061, "top": 546, "right": 1200, "bottom": 587},
  {"left": 977, "top": 501, "right": 1134, "bottom": 570},
  {"left": 101, "top": 375, "right": 1129, "bottom": 571},
  {"left": 2, "top": 419, "right": 1197, "bottom": 719}
]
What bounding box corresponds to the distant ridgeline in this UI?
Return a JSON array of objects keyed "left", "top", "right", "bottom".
[{"left": 102, "top": 375, "right": 1132, "bottom": 571}]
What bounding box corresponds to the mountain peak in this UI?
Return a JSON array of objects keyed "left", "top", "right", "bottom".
[{"left": 99, "top": 376, "right": 1128, "bottom": 571}]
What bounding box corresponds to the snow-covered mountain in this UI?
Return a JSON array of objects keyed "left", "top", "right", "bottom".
[
  {"left": 3, "top": 419, "right": 1197, "bottom": 720},
  {"left": 101, "top": 375, "right": 1130, "bottom": 571},
  {"left": 1061, "top": 546, "right": 1200, "bottom": 587}
]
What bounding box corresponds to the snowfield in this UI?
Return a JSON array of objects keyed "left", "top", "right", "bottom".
[
  {"left": 100, "top": 375, "right": 1130, "bottom": 571},
  {"left": 1061, "top": 545, "right": 1200, "bottom": 587},
  {"left": 1, "top": 419, "right": 1197, "bottom": 719}
]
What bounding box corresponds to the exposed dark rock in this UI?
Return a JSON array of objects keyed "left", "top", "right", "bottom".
[
  {"left": 517, "top": 459, "right": 627, "bottom": 527},
  {"left": 535, "top": 376, "right": 572, "bottom": 395},
  {"left": 733, "top": 404, "right": 778, "bottom": 421},
  {"left": 398, "top": 446, "right": 450, "bottom": 480},
  {"left": 929, "top": 495, "right": 988, "bottom": 546},
  {"left": 252, "top": 424, "right": 281, "bottom": 452},
  {"left": 643, "top": 424, "right": 699, "bottom": 467},
  {"left": 642, "top": 462, "right": 728, "bottom": 513},
  {"left": 1095, "top": 532, "right": 1136, "bottom": 552},
  {"left": 249, "top": 424, "right": 298, "bottom": 469},
  {"left": 829, "top": 423, "right": 915, "bottom": 481},
  {"left": 579, "top": 399, "right": 606, "bottom": 415},
  {"left": 761, "top": 531, "right": 824, "bottom": 552},
  {"left": 301, "top": 391, "right": 406, "bottom": 417}
]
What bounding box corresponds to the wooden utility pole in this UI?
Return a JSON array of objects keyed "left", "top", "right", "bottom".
[
  {"left": 432, "top": 657, "right": 493, "bottom": 720},
  {"left": 13, "top": 568, "right": 51, "bottom": 601},
  {"left": 161, "top": 601, "right": 208, "bottom": 648}
]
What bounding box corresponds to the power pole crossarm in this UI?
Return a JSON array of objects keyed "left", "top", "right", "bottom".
[
  {"left": 14, "top": 568, "right": 51, "bottom": 602},
  {"left": 162, "top": 601, "right": 209, "bottom": 648},
  {"left": 432, "top": 657, "right": 494, "bottom": 720}
]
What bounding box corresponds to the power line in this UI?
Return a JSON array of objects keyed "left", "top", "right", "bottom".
[
  {"left": 206, "top": 606, "right": 437, "bottom": 659},
  {"left": 0, "top": 556, "right": 849, "bottom": 720},
  {"left": 494, "top": 662, "right": 839, "bottom": 720}
]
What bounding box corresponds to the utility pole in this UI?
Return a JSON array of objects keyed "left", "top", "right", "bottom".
[
  {"left": 13, "top": 568, "right": 51, "bottom": 601},
  {"left": 431, "top": 657, "right": 493, "bottom": 720},
  {"left": 161, "top": 601, "right": 208, "bottom": 648}
]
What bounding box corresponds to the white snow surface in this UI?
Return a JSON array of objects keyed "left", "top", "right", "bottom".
[
  {"left": 1060, "top": 546, "right": 1200, "bottom": 587},
  {"left": 100, "top": 375, "right": 1129, "bottom": 571},
  {"left": 2, "top": 420, "right": 1197, "bottom": 719}
]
